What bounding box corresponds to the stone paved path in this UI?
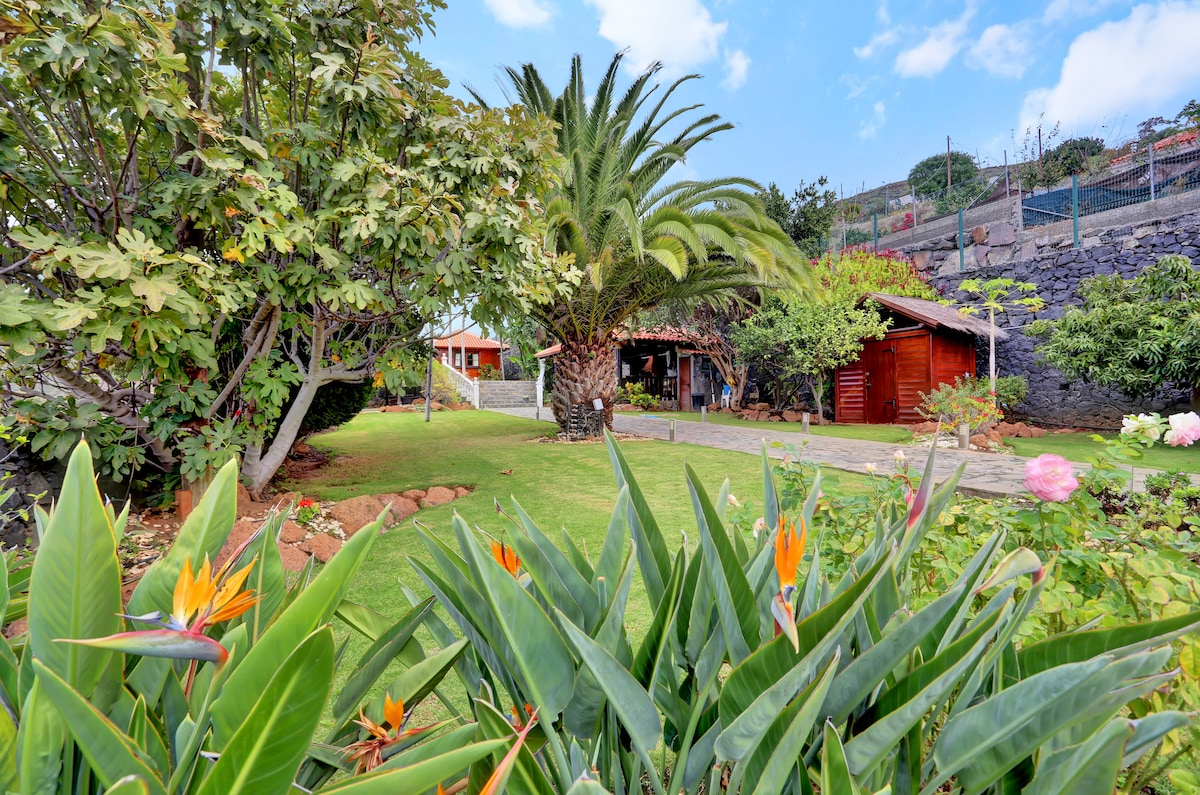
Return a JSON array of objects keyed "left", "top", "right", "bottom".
[{"left": 485, "top": 407, "right": 1178, "bottom": 498}]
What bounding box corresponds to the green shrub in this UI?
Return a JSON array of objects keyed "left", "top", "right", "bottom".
[
  {"left": 293, "top": 380, "right": 375, "bottom": 437},
  {"left": 616, "top": 381, "right": 658, "bottom": 410},
  {"left": 992, "top": 374, "right": 1028, "bottom": 414},
  {"left": 4, "top": 441, "right": 525, "bottom": 793},
  {"left": 416, "top": 433, "right": 1193, "bottom": 794},
  {"left": 918, "top": 375, "right": 1004, "bottom": 430},
  {"left": 478, "top": 363, "right": 502, "bottom": 380}
]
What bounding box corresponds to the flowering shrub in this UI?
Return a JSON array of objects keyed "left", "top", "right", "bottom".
[
  {"left": 918, "top": 375, "right": 1004, "bottom": 430},
  {"left": 296, "top": 496, "right": 320, "bottom": 524},
  {"left": 889, "top": 211, "right": 914, "bottom": 232}
]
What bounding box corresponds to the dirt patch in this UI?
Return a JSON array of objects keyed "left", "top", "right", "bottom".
[{"left": 530, "top": 432, "right": 651, "bottom": 444}]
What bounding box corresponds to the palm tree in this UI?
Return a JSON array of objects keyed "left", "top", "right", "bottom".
[{"left": 484, "top": 54, "right": 811, "bottom": 428}]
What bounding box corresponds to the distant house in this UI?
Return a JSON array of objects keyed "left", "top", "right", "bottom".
[
  {"left": 535, "top": 327, "right": 719, "bottom": 411},
  {"left": 433, "top": 332, "right": 508, "bottom": 378},
  {"left": 835, "top": 293, "right": 1002, "bottom": 424}
]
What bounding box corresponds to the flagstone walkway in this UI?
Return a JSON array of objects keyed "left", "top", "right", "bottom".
[{"left": 485, "top": 407, "right": 1176, "bottom": 498}]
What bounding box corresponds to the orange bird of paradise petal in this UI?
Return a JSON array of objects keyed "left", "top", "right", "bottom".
[
  {"left": 171, "top": 555, "right": 260, "bottom": 632},
  {"left": 383, "top": 694, "right": 405, "bottom": 731},
  {"left": 490, "top": 540, "right": 521, "bottom": 577},
  {"left": 773, "top": 516, "right": 806, "bottom": 596}
]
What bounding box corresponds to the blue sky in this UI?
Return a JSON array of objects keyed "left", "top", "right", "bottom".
[{"left": 419, "top": 0, "right": 1200, "bottom": 199}]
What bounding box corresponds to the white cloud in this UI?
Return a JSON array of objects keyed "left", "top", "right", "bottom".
[
  {"left": 722, "top": 49, "right": 750, "bottom": 90},
  {"left": 853, "top": 29, "right": 899, "bottom": 59},
  {"left": 967, "top": 23, "right": 1032, "bottom": 78},
  {"left": 586, "top": 0, "right": 728, "bottom": 74},
  {"left": 1043, "top": 0, "right": 1122, "bottom": 23},
  {"left": 840, "top": 73, "right": 871, "bottom": 99},
  {"left": 483, "top": 0, "right": 552, "bottom": 27},
  {"left": 877, "top": 1, "right": 891, "bottom": 25},
  {"left": 860, "top": 101, "right": 887, "bottom": 140},
  {"left": 1020, "top": 1, "right": 1200, "bottom": 134},
  {"left": 893, "top": 6, "right": 976, "bottom": 77}
]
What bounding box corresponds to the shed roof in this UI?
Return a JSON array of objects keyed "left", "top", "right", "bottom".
[
  {"left": 863, "top": 293, "right": 1008, "bottom": 339},
  {"left": 433, "top": 332, "right": 509, "bottom": 351}
]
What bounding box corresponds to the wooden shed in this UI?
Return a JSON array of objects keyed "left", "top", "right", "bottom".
[{"left": 835, "top": 293, "right": 1004, "bottom": 425}]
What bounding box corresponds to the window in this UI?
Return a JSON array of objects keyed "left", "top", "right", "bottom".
[
  {"left": 453, "top": 352, "right": 462, "bottom": 367},
  {"left": 467, "top": 353, "right": 479, "bottom": 368}
]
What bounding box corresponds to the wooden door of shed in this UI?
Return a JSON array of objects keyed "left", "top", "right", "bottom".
[{"left": 863, "top": 339, "right": 898, "bottom": 424}]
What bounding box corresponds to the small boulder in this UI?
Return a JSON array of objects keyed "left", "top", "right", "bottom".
[
  {"left": 768, "top": 415, "right": 782, "bottom": 422},
  {"left": 390, "top": 497, "right": 421, "bottom": 521},
  {"left": 988, "top": 222, "right": 1016, "bottom": 246},
  {"left": 1029, "top": 426, "right": 1047, "bottom": 438},
  {"left": 782, "top": 410, "right": 804, "bottom": 423},
  {"left": 412, "top": 397, "right": 426, "bottom": 405},
  {"left": 970, "top": 434, "right": 991, "bottom": 450},
  {"left": 401, "top": 489, "right": 427, "bottom": 501},
  {"left": 994, "top": 422, "right": 1018, "bottom": 438},
  {"left": 986, "top": 429, "right": 1003, "bottom": 445},
  {"left": 328, "top": 495, "right": 388, "bottom": 536},
  {"left": 216, "top": 519, "right": 260, "bottom": 568},
  {"left": 753, "top": 402, "right": 772, "bottom": 411},
  {"left": 236, "top": 484, "right": 255, "bottom": 517},
  {"left": 454, "top": 486, "right": 471, "bottom": 499},
  {"left": 1015, "top": 425, "right": 1033, "bottom": 438},
  {"left": 279, "top": 545, "right": 311, "bottom": 573},
  {"left": 422, "top": 486, "right": 457, "bottom": 507},
  {"left": 300, "top": 534, "right": 342, "bottom": 563},
  {"left": 279, "top": 520, "right": 307, "bottom": 544},
  {"left": 910, "top": 421, "right": 941, "bottom": 435}
]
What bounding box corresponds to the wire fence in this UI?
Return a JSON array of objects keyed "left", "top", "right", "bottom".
[{"left": 1021, "top": 149, "right": 1200, "bottom": 228}]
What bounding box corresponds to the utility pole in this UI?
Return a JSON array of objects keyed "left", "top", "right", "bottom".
[
  {"left": 1003, "top": 149, "right": 1010, "bottom": 197},
  {"left": 1037, "top": 126, "right": 1044, "bottom": 181},
  {"left": 946, "top": 135, "right": 952, "bottom": 191}
]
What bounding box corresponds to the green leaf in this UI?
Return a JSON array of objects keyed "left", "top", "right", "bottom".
[
  {"left": 28, "top": 440, "right": 122, "bottom": 697},
  {"left": 457, "top": 516, "right": 575, "bottom": 719},
  {"left": 745, "top": 650, "right": 840, "bottom": 795},
  {"left": 103, "top": 776, "right": 152, "bottom": 794},
  {"left": 197, "top": 628, "right": 334, "bottom": 795},
  {"left": 0, "top": 695, "right": 16, "bottom": 793},
  {"left": 210, "top": 505, "right": 383, "bottom": 746},
  {"left": 1020, "top": 718, "right": 1132, "bottom": 795},
  {"left": 1017, "top": 610, "right": 1200, "bottom": 676},
  {"left": 556, "top": 609, "right": 661, "bottom": 750},
  {"left": 822, "top": 719, "right": 863, "bottom": 795},
  {"left": 316, "top": 740, "right": 507, "bottom": 794},
  {"left": 17, "top": 679, "right": 63, "bottom": 795},
  {"left": 605, "top": 431, "right": 671, "bottom": 605},
  {"left": 686, "top": 462, "right": 759, "bottom": 664},
  {"left": 31, "top": 660, "right": 166, "bottom": 795}
]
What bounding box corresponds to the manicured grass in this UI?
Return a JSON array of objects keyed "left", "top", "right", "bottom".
[
  {"left": 292, "top": 410, "right": 870, "bottom": 633},
  {"left": 1008, "top": 431, "right": 1200, "bottom": 474},
  {"left": 292, "top": 409, "right": 875, "bottom": 725},
  {"left": 617, "top": 409, "right": 914, "bottom": 444}
]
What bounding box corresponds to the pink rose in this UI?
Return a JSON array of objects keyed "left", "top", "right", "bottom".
[
  {"left": 1164, "top": 412, "right": 1200, "bottom": 447},
  {"left": 1024, "top": 454, "right": 1079, "bottom": 502}
]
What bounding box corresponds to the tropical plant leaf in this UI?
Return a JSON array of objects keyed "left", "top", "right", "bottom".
[
  {"left": 27, "top": 441, "right": 123, "bottom": 698},
  {"left": 196, "top": 628, "right": 334, "bottom": 795}
]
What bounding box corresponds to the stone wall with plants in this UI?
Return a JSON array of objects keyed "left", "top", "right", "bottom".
[{"left": 924, "top": 211, "right": 1200, "bottom": 427}]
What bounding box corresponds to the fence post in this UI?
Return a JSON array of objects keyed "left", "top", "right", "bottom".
[
  {"left": 1149, "top": 143, "right": 1156, "bottom": 201},
  {"left": 1071, "top": 174, "right": 1079, "bottom": 249},
  {"left": 957, "top": 208, "right": 965, "bottom": 272},
  {"left": 472, "top": 378, "right": 480, "bottom": 409},
  {"left": 872, "top": 213, "right": 878, "bottom": 252}
]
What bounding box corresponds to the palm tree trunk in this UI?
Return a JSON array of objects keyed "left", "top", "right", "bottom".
[{"left": 551, "top": 339, "right": 617, "bottom": 432}]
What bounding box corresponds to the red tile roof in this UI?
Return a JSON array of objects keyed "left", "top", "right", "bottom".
[
  {"left": 1109, "top": 130, "right": 1199, "bottom": 165},
  {"left": 433, "top": 332, "right": 508, "bottom": 351},
  {"left": 535, "top": 327, "right": 701, "bottom": 358}
]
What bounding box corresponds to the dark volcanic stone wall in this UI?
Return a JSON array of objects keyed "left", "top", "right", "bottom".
[{"left": 927, "top": 213, "right": 1199, "bottom": 428}]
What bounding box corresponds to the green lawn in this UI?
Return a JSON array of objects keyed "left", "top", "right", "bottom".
[
  {"left": 291, "top": 410, "right": 871, "bottom": 637},
  {"left": 616, "top": 410, "right": 914, "bottom": 443},
  {"left": 1008, "top": 431, "right": 1200, "bottom": 475}
]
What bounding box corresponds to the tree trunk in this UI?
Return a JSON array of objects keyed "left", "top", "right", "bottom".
[
  {"left": 242, "top": 374, "right": 325, "bottom": 498},
  {"left": 812, "top": 373, "right": 827, "bottom": 425},
  {"left": 551, "top": 339, "right": 617, "bottom": 432}
]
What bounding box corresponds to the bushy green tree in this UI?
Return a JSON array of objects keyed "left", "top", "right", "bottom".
[
  {"left": 0, "top": 0, "right": 576, "bottom": 495},
  {"left": 1030, "top": 254, "right": 1200, "bottom": 405},
  {"left": 757, "top": 178, "right": 841, "bottom": 257},
  {"left": 908, "top": 151, "right": 979, "bottom": 198}
]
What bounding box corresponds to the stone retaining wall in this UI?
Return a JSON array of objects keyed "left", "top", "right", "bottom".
[
  {"left": 478, "top": 380, "right": 537, "bottom": 408},
  {"left": 0, "top": 441, "right": 61, "bottom": 546},
  {"left": 924, "top": 210, "right": 1199, "bottom": 428}
]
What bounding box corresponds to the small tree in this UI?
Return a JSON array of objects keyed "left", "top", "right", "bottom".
[
  {"left": 956, "top": 278, "right": 1043, "bottom": 394},
  {"left": 757, "top": 178, "right": 841, "bottom": 258},
  {"left": 908, "top": 151, "right": 979, "bottom": 199},
  {"left": 1030, "top": 254, "right": 1200, "bottom": 406},
  {"left": 732, "top": 296, "right": 889, "bottom": 422}
]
